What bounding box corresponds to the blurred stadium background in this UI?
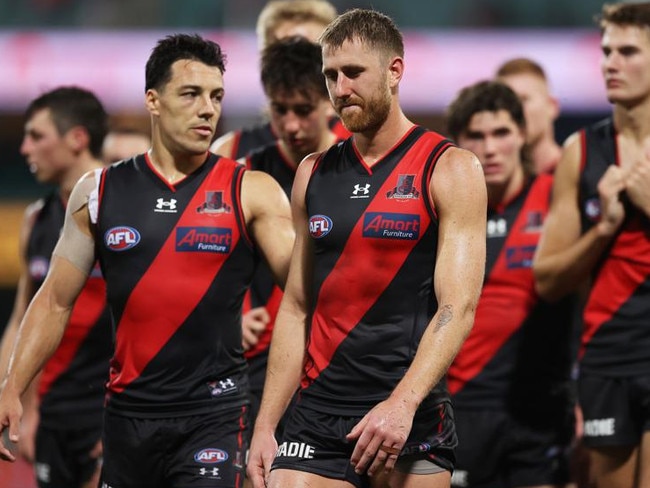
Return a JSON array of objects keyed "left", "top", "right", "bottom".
[
  {"left": 0, "top": 1, "right": 620, "bottom": 484},
  {"left": 0, "top": 0, "right": 611, "bottom": 328}
]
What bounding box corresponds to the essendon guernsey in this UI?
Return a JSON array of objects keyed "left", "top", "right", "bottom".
[
  {"left": 27, "top": 192, "right": 111, "bottom": 428},
  {"left": 96, "top": 153, "right": 256, "bottom": 417},
  {"left": 448, "top": 174, "right": 574, "bottom": 420},
  {"left": 578, "top": 118, "right": 650, "bottom": 376},
  {"left": 299, "top": 126, "right": 452, "bottom": 416}
]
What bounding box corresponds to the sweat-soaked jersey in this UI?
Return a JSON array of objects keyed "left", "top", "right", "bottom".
[
  {"left": 27, "top": 192, "right": 111, "bottom": 428},
  {"left": 96, "top": 153, "right": 257, "bottom": 417},
  {"left": 299, "top": 126, "right": 452, "bottom": 416},
  {"left": 447, "top": 174, "right": 574, "bottom": 424},
  {"left": 578, "top": 118, "right": 650, "bottom": 376}
]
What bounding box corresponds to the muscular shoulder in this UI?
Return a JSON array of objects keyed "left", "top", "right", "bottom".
[
  {"left": 210, "top": 131, "right": 238, "bottom": 158},
  {"left": 434, "top": 147, "right": 482, "bottom": 184},
  {"left": 431, "top": 147, "right": 486, "bottom": 215},
  {"left": 241, "top": 169, "right": 290, "bottom": 220}
]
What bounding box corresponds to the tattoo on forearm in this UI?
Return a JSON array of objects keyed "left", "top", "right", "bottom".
[{"left": 434, "top": 305, "right": 453, "bottom": 332}]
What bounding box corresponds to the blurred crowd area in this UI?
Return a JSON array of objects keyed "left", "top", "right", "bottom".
[
  {"left": 0, "top": 0, "right": 609, "bottom": 28},
  {"left": 0, "top": 0, "right": 613, "bottom": 310}
]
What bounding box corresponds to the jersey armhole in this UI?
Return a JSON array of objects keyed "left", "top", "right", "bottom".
[
  {"left": 89, "top": 167, "right": 106, "bottom": 225},
  {"left": 232, "top": 165, "right": 255, "bottom": 250},
  {"left": 423, "top": 140, "right": 455, "bottom": 222}
]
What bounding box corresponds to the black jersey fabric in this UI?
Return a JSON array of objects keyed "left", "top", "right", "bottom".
[
  {"left": 96, "top": 153, "right": 257, "bottom": 417},
  {"left": 298, "top": 126, "right": 453, "bottom": 415},
  {"left": 577, "top": 118, "right": 650, "bottom": 376},
  {"left": 27, "top": 192, "right": 111, "bottom": 428}
]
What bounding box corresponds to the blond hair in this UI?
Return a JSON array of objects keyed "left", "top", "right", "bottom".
[{"left": 256, "top": 0, "right": 337, "bottom": 51}]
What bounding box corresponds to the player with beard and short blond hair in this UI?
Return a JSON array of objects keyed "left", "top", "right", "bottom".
[{"left": 247, "top": 9, "right": 487, "bottom": 488}]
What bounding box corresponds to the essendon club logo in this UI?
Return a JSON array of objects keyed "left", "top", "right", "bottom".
[
  {"left": 386, "top": 174, "right": 420, "bottom": 200},
  {"left": 197, "top": 191, "right": 231, "bottom": 215}
]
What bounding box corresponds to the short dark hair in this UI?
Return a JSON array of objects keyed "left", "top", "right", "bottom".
[
  {"left": 446, "top": 80, "right": 526, "bottom": 141},
  {"left": 145, "top": 34, "right": 226, "bottom": 92},
  {"left": 319, "top": 8, "right": 404, "bottom": 59},
  {"left": 25, "top": 86, "right": 108, "bottom": 158},
  {"left": 598, "top": 2, "right": 650, "bottom": 30},
  {"left": 261, "top": 36, "right": 328, "bottom": 101}
]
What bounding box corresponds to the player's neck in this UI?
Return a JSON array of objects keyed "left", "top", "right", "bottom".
[
  {"left": 487, "top": 165, "right": 526, "bottom": 210},
  {"left": 352, "top": 109, "right": 414, "bottom": 167},
  {"left": 530, "top": 137, "right": 561, "bottom": 174},
  {"left": 148, "top": 145, "right": 207, "bottom": 184},
  {"left": 614, "top": 99, "right": 650, "bottom": 141}
]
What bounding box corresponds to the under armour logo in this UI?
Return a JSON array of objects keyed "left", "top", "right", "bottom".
[
  {"left": 351, "top": 183, "right": 371, "bottom": 199},
  {"left": 219, "top": 378, "right": 235, "bottom": 389},
  {"left": 199, "top": 467, "right": 220, "bottom": 477},
  {"left": 157, "top": 198, "right": 177, "bottom": 209},
  {"left": 155, "top": 198, "right": 178, "bottom": 213}
]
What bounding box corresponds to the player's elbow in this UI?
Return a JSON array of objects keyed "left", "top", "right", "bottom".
[{"left": 532, "top": 260, "right": 569, "bottom": 303}]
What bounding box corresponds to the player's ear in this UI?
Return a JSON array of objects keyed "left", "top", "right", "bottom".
[
  {"left": 387, "top": 55, "right": 404, "bottom": 88},
  {"left": 65, "top": 126, "right": 90, "bottom": 155},
  {"left": 145, "top": 89, "right": 160, "bottom": 116}
]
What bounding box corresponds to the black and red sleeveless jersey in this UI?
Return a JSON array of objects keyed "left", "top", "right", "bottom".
[
  {"left": 243, "top": 136, "right": 346, "bottom": 358},
  {"left": 578, "top": 118, "right": 650, "bottom": 376},
  {"left": 27, "top": 192, "right": 111, "bottom": 428},
  {"left": 242, "top": 142, "right": 302, "bottom": 358},
  {"left": 298, "top": 126, "right": 452, "bottom": 415},
  {"left": 228, "top": 117, "right": 350, "bottom": 160},
  {"left": 96, "top": 153, "right": 257, "bottom": 417},
  {"left": 447, "top": 174, "right": 574, "bottom": 420}
]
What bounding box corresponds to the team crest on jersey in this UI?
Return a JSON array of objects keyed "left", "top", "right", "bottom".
[
  {"left": 505, "top": 245, "right": 536, "bottom": 269},
  {"left": 176, "top": 227, "right": 232, "bottom": 253},
  {"left": 584, "top": 197, "right": 601, "bottom": 222},
  {"left": 386, "top": 174, "right": 420, "bottom": 200},
  {"left": 28, "top": 256, "right": 49, "bottom": 280},
  {"left": 362, "top": 212, "right": 420, "bottom": 240},
  {"left": 523, "top": 211, "right": 544, "bottom": 233},
  {"left": 196, "top": 191, "right": 231, "bottom": 215},
  {"left": 104, "top": 226, "right": 141, "bottom": 251},
  {"left": 309, "top": 215, "right": 333, "bottom": 238}
]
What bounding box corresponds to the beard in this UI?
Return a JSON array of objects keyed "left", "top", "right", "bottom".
[{"left": 336, "top": 85, "right": 392, "bottom": 133}]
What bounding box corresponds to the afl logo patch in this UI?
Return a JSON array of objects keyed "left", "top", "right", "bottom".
[
  {"left": 104, "top": 226, "right": 141, "bottom": 251},
  {"left": 28, "top": 256, "right": 49, "bottom": 280},
  {"left": 194, "top": 448, "right": 228, "bottom": 464},
  {"left": 584, "top": 197, "right": 601, "bottom": 222},
  {"left": 309, "top": 215, "right": 333, "bottom": 238}
]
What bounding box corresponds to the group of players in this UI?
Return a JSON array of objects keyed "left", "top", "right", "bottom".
[{"left": 0, "top": 1, "right": 648, "bottom": 488}]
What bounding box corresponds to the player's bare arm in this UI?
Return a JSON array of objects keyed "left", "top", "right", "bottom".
[
  {"left": 0, "top": 172, "right": 98, "bottom": 461},
  {"left": 247, "top": 153, "right": 318, "bottom": 488},
  {"left": 348, "top": 147, "right": 487, "bottom": 477},
  {"left": 0, "top": 202, "right": 42, "bottom": 380},
  {"left": 241, "top": 169, "right": 294, "bottom": 289},
  {"left": 533, "top": 133, "right": 622, "bottom": 301}
]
